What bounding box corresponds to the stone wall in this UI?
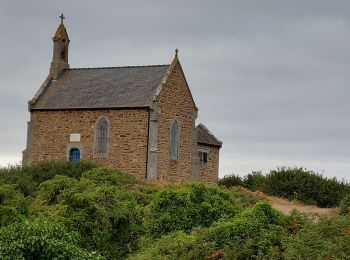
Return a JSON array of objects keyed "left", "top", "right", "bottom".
[
  {"left": 198, "top": 143, "right": 220, "bottom": 184},
  {"left": 27, "top": 109, "right": 149, "bottom": 179},
  {"left": 155, "top": 60, "right": 198, "bottom": 183}
]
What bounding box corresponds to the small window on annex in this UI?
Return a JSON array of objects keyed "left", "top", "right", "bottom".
[
  {"left": 170, "top": 120, "right": 179, "bottom": 160},
  {"left": 95, "top": 117, "right": 109, "bottom": 156},
  {"left": 199, "top": 151, "right": 208, "bottom": 164}
]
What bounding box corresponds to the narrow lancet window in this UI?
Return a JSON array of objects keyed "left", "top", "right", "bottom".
[
  {"left": 170, "top": 120, "right": 179, "bottom": 160},
  {"left": 95, "top": 117, "right": 108, "bottom": 156}
]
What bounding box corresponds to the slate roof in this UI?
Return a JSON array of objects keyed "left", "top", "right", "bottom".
[
  {"left": 31, "top": 65, "right": 170, "bottom": 110},
  {"left": 197, "top": 123, "right": 222, "bottom": 148}
]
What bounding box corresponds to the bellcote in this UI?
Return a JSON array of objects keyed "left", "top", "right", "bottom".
[{"left": 50, "top": 14, "right": 70, "bottom": 79}]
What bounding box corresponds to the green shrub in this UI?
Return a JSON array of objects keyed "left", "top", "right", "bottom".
[
  {"left": 37, "top": 175, "right": 77, "bottom": 204},
  {"left": 145, "top": 182, "right": 240, "bottom": 238},
  {"left": 218, "top": 174, "right": 243, "bottom": 187},
  {"left": 24, "top": 160, "right": 97, "bottom": 183},
  {"left": 219, "top": 171, "right": 266, "bottom": 192},
  {"left": 339, "top": 195, "right": 350, "bottom": 215},
  {"left": 135, "top": 203, "right": 286, "bottom": 259},
  {"left": 219, "top": 167, "right": 350, "bottom": 208},
  {"left": 0, "top": 221, "right": 103, "bottom": 259},
  {"left": 34, "top": 168, "right": 150, "bottom": 259},
  {"left": 284, "top": 209, "right": 311, "bottom": 235},
  {"left": 81, "top": 167, "right": 140, "bottom": 187},
  {"left": 208, "top": 203, "right": 286, "bottom": 259},
  {"left": 4, "top": 161, "right": 350, "bottom": 259},
  {"left": 0, "top": 185, "right": 30, "bottom": 227},
  {"left": 0, "top": 165, "right": 35, "bottom": 197},
  {"left": 226, "top": 186, "right": 261, "bottom": 208},
  {"left": 284, "top": 216, "right": 350, "bottom": 259},
  {"left": 130, "top": 231, "right": 199, "bottom": 260},
  {"left": 239, "top": 202, "right": 285, "bottom": 226},
  {"left": 243, "top": 171, "right": 265, "bottom": 191},
  {"left": 0, "top": 160, "right": 97, "bottom": 196},
  {"left": 263, "top": 167, "right": 350, "bottom": 207}
]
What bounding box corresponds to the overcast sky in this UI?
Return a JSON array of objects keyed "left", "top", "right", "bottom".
[{"left": 0, "top": 0, "right": 349, "bottom": 180}]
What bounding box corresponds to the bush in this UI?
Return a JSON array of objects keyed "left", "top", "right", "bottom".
[
  {"left": 4, "top": 161, "right": 350, "bottom": 259},
  {"left": 239, "top": 202, "right": 285, "bottom": 226},
  {"left": 339, "top": 195, "right": 350, "bottom": 215},
  {"left": 0, "top": 166, "right": 35, "bottom": 197},
  {"left": 81, "top": 167, "right": 140, "bottom": 187},
  {"left": 134, "top": 203, "right": 286, "bottom": 259},
  {"left": 243, "top": 171, "right": 265, "bottom": 191},
  {"left": 226, "top": 186, "right": 262, "bottom": 208},
  {"left": 284, "top": 216, "right": 350, "bottom": 259},
  {"left": 220, "top": 167, "right": 350, "bottom": 208},
  {"left": 263, "top": 167, "right": 350, "bottom": 207},
  {"left": 37, "top": 175, "right": 77, "bottom": 204},
  {"left": 25, "top": 160, "right": 96, "bottom": 182},
  {"left": 0, "top": 221, "right": 103, "bottom": 259},
  {"left": 130, "top": 231, "right": 199, "bottom": 260},
  {"left": 32, "top": 168, "right": 151, "bottom": 259},
  {"left": 206, "top": 203, "right": 286, "bottom": 259},
  {"left": 0, "top": 185, "right": 30, "bottom": 227},
  {"left": 219, "top": 171, "right": 266, "bottom": 192},
  {"left": 218, "top": 174, "right": 243, "bottom": 187},
  {"left": 144, "top": 182, "right": 240, "bottom": 238},
  {"left": 0, "top": 160, "right": 97, "bottom": 196}
]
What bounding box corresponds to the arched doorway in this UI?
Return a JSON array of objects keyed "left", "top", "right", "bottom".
[{"left": 69, "top": 148, "right": 81, "bottom": 162}]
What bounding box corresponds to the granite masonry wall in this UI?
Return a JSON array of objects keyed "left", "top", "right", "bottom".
[
  {"left": 25, "top": 108, "right": 149, "bottom": 179},
  {"left": 198, "top": 143, "right": 220, "bottom": 184},
  {"left": 155, "top": 61, "right": 198, "bottom": 183}
]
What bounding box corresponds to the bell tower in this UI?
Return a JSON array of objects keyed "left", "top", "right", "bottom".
[{"left": 50, "top": 14, "right": 70, "bottom": 79}]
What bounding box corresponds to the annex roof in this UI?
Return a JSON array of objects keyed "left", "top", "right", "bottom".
[
  {"left": 197, "top": 123, "right": 222, "bottom": 148},
  {"left": 31, "top": 65, "right": 170, "bottom": 110}
]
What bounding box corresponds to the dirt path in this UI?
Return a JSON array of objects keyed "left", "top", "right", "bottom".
[{"left": 268, "top": 196, "right": 336, "bottom": 216}]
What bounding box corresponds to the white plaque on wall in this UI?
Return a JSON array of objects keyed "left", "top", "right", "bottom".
[{"left": 70, "top": 133, "right": 81, "bottom": 142}]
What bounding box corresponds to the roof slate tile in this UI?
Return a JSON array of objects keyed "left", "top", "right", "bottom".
[
  {"left": 197, "top": 123, "right": 222, "bottom": 147},
  {"left": 31, "top": 65, "right": 170, "bottom": 110}
]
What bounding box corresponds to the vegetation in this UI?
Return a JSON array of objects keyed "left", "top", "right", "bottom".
[
  {"left": 144, "top": 183, "right": 240, "bottom": 238},
  {"left": 339, "top": 194, "right": 350, "bottom": 216},
  {"left": 0, "top": 221, "right": 103, "bottom": 260},
  {"left": 219, "top": 167, "right": 350, "bottom": 207},
  {"left": 0, "top": 161, "right": 350, "bottom": 259},
  {"left": 0, "top": 160, "right": 96, "bottom": 196}
]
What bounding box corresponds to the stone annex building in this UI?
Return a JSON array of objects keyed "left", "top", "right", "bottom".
[{"left": 22, "top": 17, "right": 222, "bottom": 184}]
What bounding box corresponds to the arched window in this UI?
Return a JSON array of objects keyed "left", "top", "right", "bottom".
[
  {"left": 69, "top": 148, "right": 80, "bottom": 162},
  {"left": 95, "top": 117, "right": 109, "bottom": 156},
  {"left": 170, "top": 120, "right": 179, "bottom": 160}
]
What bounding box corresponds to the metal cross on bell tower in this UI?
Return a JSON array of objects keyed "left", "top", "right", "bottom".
[
  {"left": 60, "top": 13, "right": 65, "bottom": 24},
  {"left": 175, "top": 48, "right": 179, "bottom": 58}
]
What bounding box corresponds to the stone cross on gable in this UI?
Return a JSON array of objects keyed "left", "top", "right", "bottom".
[{"left": 60, "top": 13, "right": 65, "bottom": 24}]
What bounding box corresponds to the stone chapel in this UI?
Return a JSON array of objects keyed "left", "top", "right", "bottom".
[{"left": 22, "top": 17, "right": 222, "bottom": 184}]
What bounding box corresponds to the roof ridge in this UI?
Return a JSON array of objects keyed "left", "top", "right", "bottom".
[{"left": 69, "top": 64, "right": 170, "bottom": 70}]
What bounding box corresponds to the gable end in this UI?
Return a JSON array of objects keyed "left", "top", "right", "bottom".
[{"left": 152, "top": 56, "right": 198, "bottom": 111}]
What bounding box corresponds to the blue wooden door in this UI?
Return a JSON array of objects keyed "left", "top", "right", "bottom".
[{"left": 69, "top": 148, "right": 81, "bottom": 162}]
